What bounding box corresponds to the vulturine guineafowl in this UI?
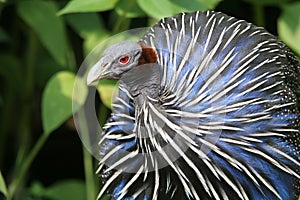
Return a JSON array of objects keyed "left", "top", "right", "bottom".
[{"left": 87, "top": 11, "right": 300, "bottom": 200}]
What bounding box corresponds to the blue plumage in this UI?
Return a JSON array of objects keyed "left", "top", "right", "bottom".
[{"left": 89, "top": 11, "right": 300, "bottom": 200}]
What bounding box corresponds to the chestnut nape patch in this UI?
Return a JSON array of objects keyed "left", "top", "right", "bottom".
[{"left": 138, "top": 43, "right": 158, "bottom": 65}]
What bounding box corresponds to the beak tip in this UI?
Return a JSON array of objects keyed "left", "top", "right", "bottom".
[
  {"left": 86, "top": 64, "right": 101, "bottom": 86},
  {"left": 86, "top": 74, "right": 95, "bottom": 86},
  {"left": 86, "top": 72, "right": 96, "bottom": 86},
  {"left": 86, "top": 59, "right": 108, "bottom": 86}
]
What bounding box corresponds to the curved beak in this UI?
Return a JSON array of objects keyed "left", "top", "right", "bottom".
[{"left": 86, "top": 59, "right": 108, "bottom": 85}]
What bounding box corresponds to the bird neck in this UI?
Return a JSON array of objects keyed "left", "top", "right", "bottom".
[
  {"left": 119, "top": 43, "right": 161, "bottom": 106},
  {"left": 120, "top": 63, "right": 162, "bottom": 107}
]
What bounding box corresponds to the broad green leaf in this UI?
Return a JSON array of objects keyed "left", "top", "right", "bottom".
[
  {"left": 0, "top": 171, "right": 7, "bottom": 197},
  {"left": 44, "top": 180, "right": 86, "bottom": 200},
  {"left": 137, "top": 0, "right": 180, "bottom": 19},
  {"left": 66, "top": 13, "right": 105, "bottom": 39},
  {"left": 97, "top": 79, "right": 117, "bottom": 109},
  {"left": 58, "top": 0, "right": 119, "bottom": 15},
  {"left": 42, "top": 71, "right": 88, "bottom": 135},
  {"left": 30, "top": 180, "right": 86, "bottom": 200},
  {"left": 278, "top": 2, "right": 300, "bottom": 56},
  {"left": 244, "top": 0, "right": 292, "bottom": 5},
  {"left": 65, "top": 13, "right": 110, "bottom": 54},
  {"left": 115, "top": 0, "right": 146, "bottom": 18},
  {"left": 137, "top": 0, "right": 221, "bottom": 19},
  {"left": 171, "top": 0, "right": 221, "bottom": 11},
  {"left": 17, "top": 0, "right": 68, "bottom": 66},
  {"left": 83, "top": 33, "right": 110, "bottom": 56},
  {"left": 29, "top": 181, "right": 45, "bottom": 198}
]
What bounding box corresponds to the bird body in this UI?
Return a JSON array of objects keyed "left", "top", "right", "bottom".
[{"left": 87, "top": 11, "right": 300, "bottom": 200}]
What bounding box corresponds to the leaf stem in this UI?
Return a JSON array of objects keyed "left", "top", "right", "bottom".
[
  {"left": 7, "top": 133, "right": 49, "bottom": 200},
  {"left": 7, "top": 27, "right": 40, "bottom": 200},
  {"left": 15, "top": 27, "right": 38, "bottom": 168},
  {"left": 83, "top": 147, "right": 97, "bottom": 200},
  {"left": 76, "top": 107, "right": 98, "bottom": 200}
]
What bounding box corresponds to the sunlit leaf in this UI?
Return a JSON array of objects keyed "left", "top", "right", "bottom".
[
  {"left": 65, "top": 13, "right": 110, "bottom": 54},
  {"left": 137, "top": 0, "right": 180, "bottom": 19},
  {"left": 83, "top": 33, "right": 110, "bottom": 56},
  {"left": 97, "top": 79, "right": 117, "bottom": 109},
  {"left": 58, "top": 0, "right": 119, "bottom": 15},
  {"left": 115, "top": 0, "right": 146, "bottom": 18},
  {"left": 137, "top": 0, "right": 220, "bottom": 19},
  {"left": 244, "top": 0, "right": 292, "bottom": 5},
  {"left": 66, "top": 13, "right": 105, "bottom": 38},
  {"left": 171, "top": 0, "right": 221, "bottom": 11},
  {"left": 278, "top": 2, "right": 300, "bottom": 56},
  {"left": 17, "top": 0, "right": 68, "bottom": 66},
  {"left": 42, "top": 71, "right": 88, "bottom": 135},
  {"left": 0, "top": 171, "right": 7, "bottom": 197}
]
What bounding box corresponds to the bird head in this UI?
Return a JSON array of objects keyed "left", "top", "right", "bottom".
[{"left": 87, "top": 41, "right": 158, "bottom": 85}]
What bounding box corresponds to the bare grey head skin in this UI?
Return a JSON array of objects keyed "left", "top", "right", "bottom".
[{"left": 87, "top": 41, "right": 143, "bottom": 84}]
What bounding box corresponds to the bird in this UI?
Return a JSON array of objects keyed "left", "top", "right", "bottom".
[{"left": 87, "top": 10, "right": 300, "bottom": 200}]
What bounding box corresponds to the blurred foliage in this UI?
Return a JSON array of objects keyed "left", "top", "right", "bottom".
[
  {"left": 0, "top": 0, "right": 299, "bottom": 199},
  {"left": 277, "top": 1, "right": 300, "bottom": 56},
  {"left": 17, "top": 0, "right": 70, "bottom": 67},
  {"left": 29, "top": 180, "right": 86, "bottom": 200},
  {"left": 0, "top": 171, "right": 7, "bottom": 197},
  {"left": 42, "top": 71, "right": 87, "bottom": 135}
]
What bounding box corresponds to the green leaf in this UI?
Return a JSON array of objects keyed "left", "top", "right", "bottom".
[
  {"left": 243, "top": 0, "right": 292, "bottom": 5},
  {"left": 29, "top": 181, "right": 45, "bottom": 198},
  {"left": 137, "top": 0, "right": 180, "bottom": 19},
  {"left": 58, "top": 0, "right": 119, "bottom": 15},
  {"left": 278, "top": 2, "right": 300, "bottom": 56},
  {"left": 115, "top": 0, "right": 146, "bottom": 18},
  {"left": 30, "top": 180, "right": 86, "bottom": 200},
  {"left": 65, "top": 13, "right": 110, "bottom": 54},
  {"left": 171, "top": 0, "right": 221, "bottom": 12},
  {"left": 17, "top": 0, "right": 68, "bottom": 66},
  {"left": 66, "top": 13, "right": 105, "bottom": 39},
  {"left": 44, "top": 180, "right": 86, "bottom": 200},
  {"left": 0, "top": 171, "right": 7, "bottom": 197},
  {"left": 83, "top": 33, "right": 110, "bottom": 56},
  {"left": 137, "top": 0, "right": 221, "bottom": 19},
  {"left": 97, "top": 79, "right": 117, "bottom": 109},
  {"left": 42, "top": 71, "right": 88, "bottom": 135}
]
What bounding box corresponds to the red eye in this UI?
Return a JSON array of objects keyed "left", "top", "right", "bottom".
[{"left": 119, "top": 56, "right": 129, "bottom": 64}]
